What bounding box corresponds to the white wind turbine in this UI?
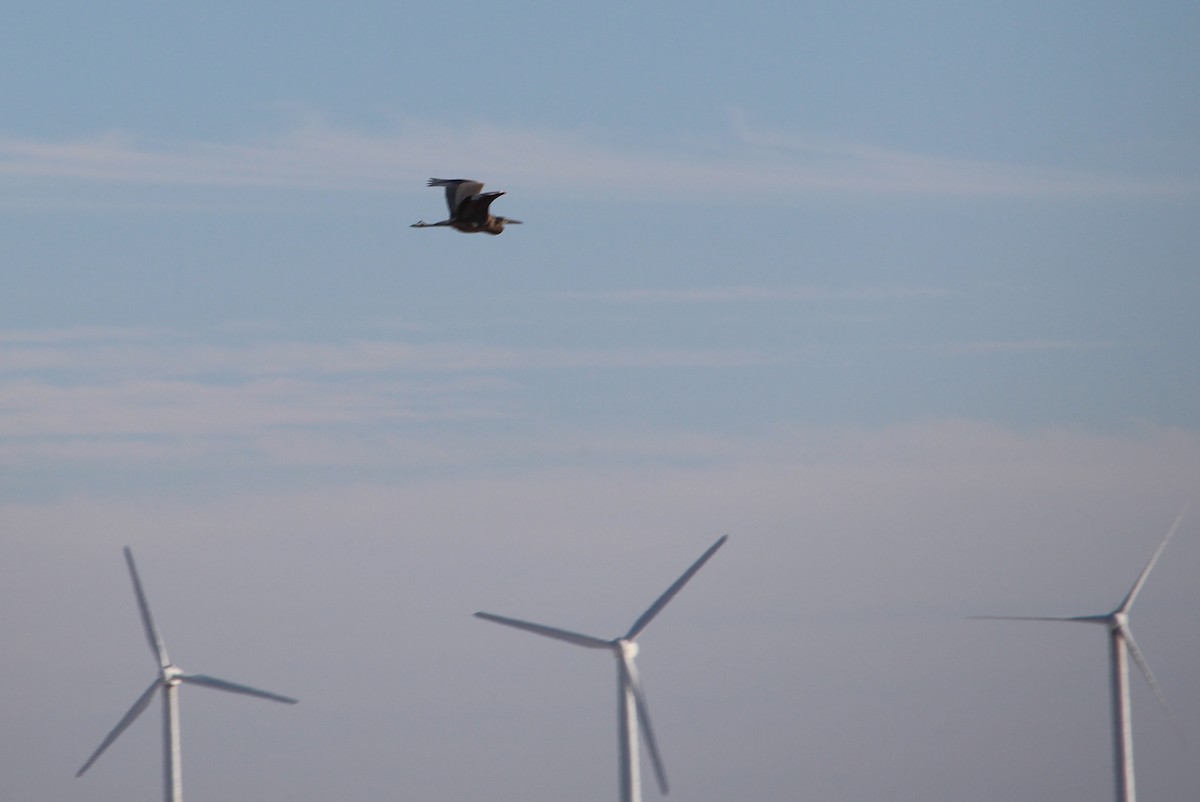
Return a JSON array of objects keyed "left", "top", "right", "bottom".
[
  {"left": 475, "top": 535, "right": 728, "bottom": 802},
  {"left": 76, "top": 547, "right": 298, "bottom": 802},
  {"left": 974, "top": 506, "right": 1189, "bottom": 802}
]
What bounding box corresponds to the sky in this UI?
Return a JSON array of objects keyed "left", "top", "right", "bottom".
[{"left": 2, "top": 2, "right": 1200, "bottom": 801}]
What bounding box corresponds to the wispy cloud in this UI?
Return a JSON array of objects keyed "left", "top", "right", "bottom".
[
  {"left": 0, "top": 327, "right": 775, "bottom": 446},
  {"left": 936, "top": 339, "right": 1115, "bottom": 356},
  {"left": 2, "top": 114, "right": 1191, "bottom": 204},
  {"left": 0, "top": 334, "right": 775, "bottom": 379},
  {"left": 727, "top": 109, "right": 1195, "bottom": 198},
  {"left": 0, "top": 326, "right": 163, "bottom": 345},
  {"left": 555, "top": 285, "right": 950, "bottom": 303},
  {"left": 0, "top": 324, "right": 1135, "bottom": 456},
  {"left": 1, "top": 322, "right": 1194, "bottom": 508},
  {"left": 0, "top": 376, "right": 466, "bottom": 438}
]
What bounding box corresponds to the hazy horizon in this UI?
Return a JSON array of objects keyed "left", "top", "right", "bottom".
[{"left": 4, "top": 3, "right": 1200, "bottom": 801}]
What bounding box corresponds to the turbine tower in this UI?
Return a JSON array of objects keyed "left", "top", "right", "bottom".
[
  {"left": 76, "top": 547, "right": 298, "bottom": 802},
  {"left": 975, "top": 506, "right": 1189, "bottom": 802},
  {"left": 475, "top": 535, "right": 727, "bottom": 802}
]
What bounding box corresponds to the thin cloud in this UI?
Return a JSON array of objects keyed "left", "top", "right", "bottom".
[
  {"left": 556, "top": 285, "right": 951, "bottom": 303},
  {"left": 0, "top": 331, "right": 776, "bottom": 378},
  {"left": 937, "top": 339, "right": 1115, "bottom": 356},
  {"left": 0, "top": 328, "right": 776, "bottom": 445},
  {"left": 0, "top": 326, "right": 163, "bottom": 345},
  {"left": 0, "top": 322, "right": 1140, "bottom": 476},
  {"left": 728, "top": 108, "right": 1195, "bottom": 198},
  {"left": 1, "top": 115, "right": 1191, "bottom": 203},
  {"left": 0, "top": 376, "right": 495, "bottom": 439}
]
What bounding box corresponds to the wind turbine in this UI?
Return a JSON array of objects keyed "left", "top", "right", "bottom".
[
  {"left": 974, "top": 506, "right": 1189, "bottom": 802},
  {"left": 76, "top": 547, "right": 298, "bottom": 802},
  {"left": 475, "top": 535, "right": 727, "bottom": 802}
]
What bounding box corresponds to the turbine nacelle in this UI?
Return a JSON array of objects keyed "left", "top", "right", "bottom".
[
  {"left": 161, "top": 664, "right": 184, "bottom": 686},
  {"left": 616, "top": 639, "right": 639, "bottom": 660}
]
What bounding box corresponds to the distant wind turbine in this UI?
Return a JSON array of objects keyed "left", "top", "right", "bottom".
[
  {"left": 76, "top": 547, "right": 298, "bottom": 802},
  {"left": 475, "top": 535, "right": 728, "bottom": 802},
  {"left": 973, "top": 505, "right": 1190, "bottom": 802}
]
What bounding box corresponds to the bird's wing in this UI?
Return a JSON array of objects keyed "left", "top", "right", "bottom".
[
  {"left": 452, "top": 183, "right": 487, "bottom": 216},
  {"left": 457, "top": 191, "right": 505, "bottom": 224},
  {"left": 427, "top": 179, "right": 484, "bottom": 217}
]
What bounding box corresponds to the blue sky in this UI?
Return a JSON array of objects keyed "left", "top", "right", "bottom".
[{"left": 3, "top": 3, "right": 1200, "bottom": 801}]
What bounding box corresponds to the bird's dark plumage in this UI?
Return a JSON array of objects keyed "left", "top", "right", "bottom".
[{"left": 412, "top": 178, "right": 522, "bottom": 235}]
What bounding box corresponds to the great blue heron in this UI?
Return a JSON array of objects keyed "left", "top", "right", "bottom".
[{"left": 411, "top": 178, "right": 523, "bottom": 235}]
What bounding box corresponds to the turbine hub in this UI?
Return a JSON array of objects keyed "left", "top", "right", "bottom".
[
  {"left": 162, "top": 664, "right": 184, "bottom": 685},
  {"left": 617, "top": 639, "right": 639, "bottom": 659},
  {"left": 1111, "top": 611, "right": 1129, "bottom": 632}
]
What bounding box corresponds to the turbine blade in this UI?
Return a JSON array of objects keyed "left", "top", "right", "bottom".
[
  {"left": 76, "top": 679, "right": 161, "bottom": 777},
  {"left": 474, "top": 612, "right": 612, "bottom": 649},
  {"left": 179, "top": 674, "right": 298, "bottom": 704},
  {"left": 969, "top": 615, "right": 1101, "bottom": 623},
  {"left": 1122, "top": 628, "right": 1186, "bottom": 742},
  {"left": 624, "top": 654, "right": 669, "bottom": 795},
  {"left": 123, "top": 547, "right": 170, "bottom": 669},
  {"left": 626, "top": 535, "right": 728, "bottom": 641},
  {"left": 1118, "top": 502, "right": 1190, "bottom": 614}
]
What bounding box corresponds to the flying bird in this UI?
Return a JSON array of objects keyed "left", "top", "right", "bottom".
[{"left": 411, "top": 178, "right": 523, "bottom": 235}]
